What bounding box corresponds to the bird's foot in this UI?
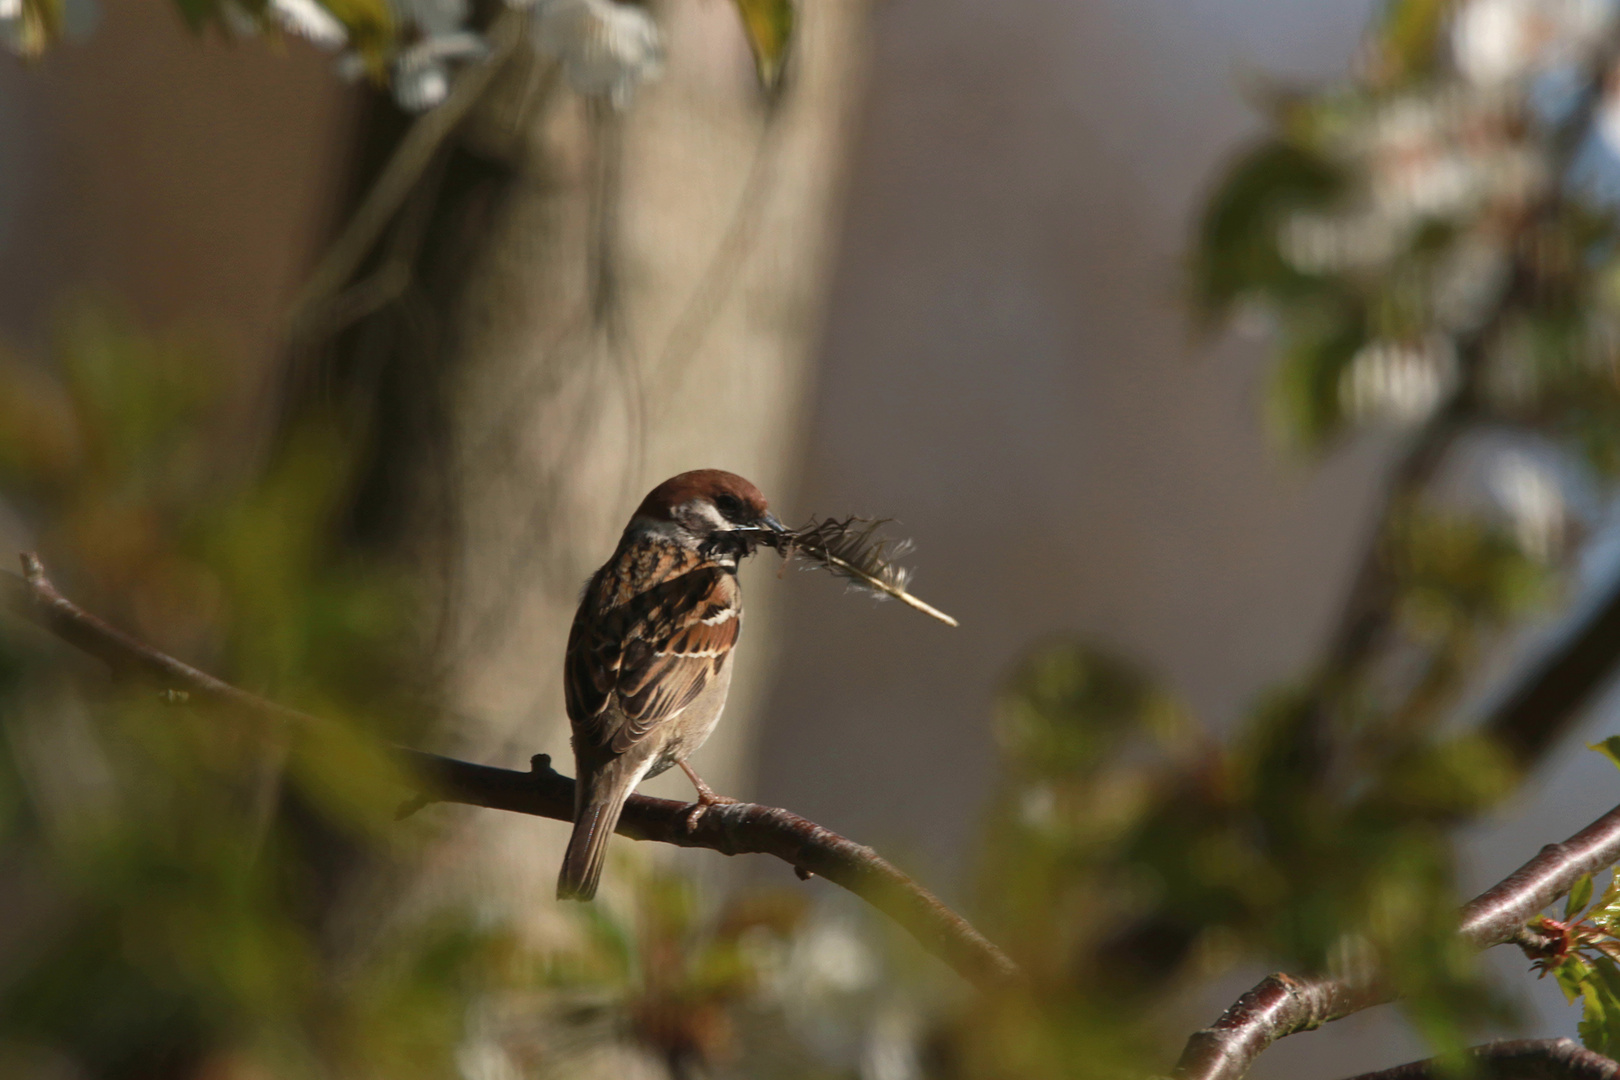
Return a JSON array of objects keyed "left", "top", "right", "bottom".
[
  {"left": 684, "top": 790, "right": 739, "bottom": 832},
  {"left": 677, "top": 759, "right": 738, "bottom": 830}
]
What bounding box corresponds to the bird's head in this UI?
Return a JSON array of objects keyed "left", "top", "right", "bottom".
[{"left": 631, "top": 469, "right": 785, "bottom": 562}]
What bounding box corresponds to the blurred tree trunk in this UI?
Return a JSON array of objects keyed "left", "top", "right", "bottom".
[{"left": 304, "top": 0, "right": 871, "bottom": 927}]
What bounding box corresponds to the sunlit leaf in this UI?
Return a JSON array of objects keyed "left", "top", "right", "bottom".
[
  {"left": 1582, "top": 957, "right": 1620, "bottom": 1058},
  {"left": 1553, "top": 955, "right": 1592, "bottom": 1005},
  {"left": 1588, "top": 878, "right": 1620, "bottom": 933},
  {"left": 1570, "top": 875, "right": 1596, "bottom": 920},
  {"left": 730, "top": 0, "right": 792, "bottom": 89},
  {"left": 1591, "top": 736, "right": 1620, "bottom": 774}
]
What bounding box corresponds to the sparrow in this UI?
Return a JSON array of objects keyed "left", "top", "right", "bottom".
[{"left": 556, "top": 469, "right": 784, "bottom": 901}]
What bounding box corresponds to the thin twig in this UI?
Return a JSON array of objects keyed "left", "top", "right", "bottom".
[
  {"left": 1336, "top": 1039, "right": 1619, "bottom": 1080},
  {"left": 0, "top": 556, "right": 1019, "bottom": 992},
  {"left": 1173, "top": 798, "right": 1620, "bottom": 1080},
  {"left": 285, "top": 7, "right": 525, "bottom": 340}
]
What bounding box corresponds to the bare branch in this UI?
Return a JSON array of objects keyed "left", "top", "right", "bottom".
[
  {"left": 404, "top": 749, "right": 1017, "bottom": 989},
  {"left": 283, "top": 8, "right": 525, "bottom": 341},
  {"left": 1336, "top": 1039, "right": 1619, "bottom": 1080},
  {"left": 1173, "top": 798, "right": 1620, "bottom": 1080},
  {"left": 1481, "top": 568, "right": 1620, "bottom": 767},
  {"left": 1459, "top": 801, "right": 1620, "bottom": 948},
  {"left": 1173, "top": 973, "right": 1389, "bottom": 1080},
  {"left": 0, "top": 556, "right": 1020, "bottom": 993}
]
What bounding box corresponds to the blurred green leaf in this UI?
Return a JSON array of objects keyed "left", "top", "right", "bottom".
[
  {"left": 1555, "top": 955, "right": 1594, "bottom": 1005},
  {"left": 1193, "top": 138, "right": 1341, "bottom": 319},
  {"left": 731, "top": 0, "right": 793, "bottom": 89},
  {"left": 1267, "top": 301, "right": 1365, "bottom": 450},
  {"left": 319, "top": 0, "right": 393, "bottom": 64},
  {"left": 1370, "top": 0, "right": 1449, "bottom": 85},
  {"left": 994, "top": 639, "right": 1190, "bottom": 779},
  {"left": 1591, "top": 736, "right": 1620, "bottom": 774},
  {"left": 1394, "top": 510, "right": 1548, "bottom": 640},
  {"left": 1582, "top": 958, "right": 1620, "bottom": 1059},
  {"left": 1588, "top": 878, "right": 1620, "bottom": 933},
  {"left": 1571, "top": 875, "right": 1597, "bottom": 921}
]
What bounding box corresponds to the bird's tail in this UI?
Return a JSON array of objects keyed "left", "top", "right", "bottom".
[{"left": 557, "top": 757, "right": 644, "bottom": 901}]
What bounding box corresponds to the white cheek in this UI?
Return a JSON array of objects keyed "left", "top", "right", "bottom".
[{"left": 679, "top": 498, "right": 731, "bottom": 531}]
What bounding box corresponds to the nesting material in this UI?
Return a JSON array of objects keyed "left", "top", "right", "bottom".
[{"left": 764, "top": 516, "right": 958, "bottom": 627}]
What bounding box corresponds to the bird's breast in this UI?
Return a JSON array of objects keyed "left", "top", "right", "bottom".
[{"left": 644, "top": 660, "right": 736, "bottom": 778}]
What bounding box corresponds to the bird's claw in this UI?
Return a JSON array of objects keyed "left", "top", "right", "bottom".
[{"left": 684, "top": 793, "right": 739, "bottom": 832}]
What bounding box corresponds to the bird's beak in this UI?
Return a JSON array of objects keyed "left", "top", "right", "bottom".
[{"left": 761, "top": 512, "right": 786, "bottom": 534}]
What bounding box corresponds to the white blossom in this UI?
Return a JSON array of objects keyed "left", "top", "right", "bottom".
[
  {"left": 1278, "top": 210, "right": 1402, "bottom": 273},
  {"left": 1358, "top": 94, "right": 1543, "bottom": 224},
  {"left": 861, "top": 1007, "right": 922, "bottom": 1080},
  {"left": 1452, "top": 0, "right": 1610, "bottom": 85},
  {"left": 1016, "top": 782, "right": 1058, "bottom": 831},
  {"left": 390, "top": 31, "right": 489, "bottom": 111},
  {"left": 1489, "top": 449, "right": 1573, "bottom": 560},
  {"left": 268, "top": 0, "right": 347, "bottom": 48},
  {"left": 1340, "top": 337, "right": 1458, "bottom": 424},
  {"left": 331, "top": 0, "right": 487, "bottom": 113},
  {"left": 531, "top": 0, "right": 663, "bottom": 107}
]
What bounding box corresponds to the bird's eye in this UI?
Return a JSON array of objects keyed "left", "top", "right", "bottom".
[{"left": 714, "top": 493, "right": 743, "bottom": 518}]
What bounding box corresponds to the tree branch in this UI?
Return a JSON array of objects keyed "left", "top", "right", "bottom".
[
  {"left": 284, "top": 7, "right": 524, "bottom": 341},
  {"left": 0, "top": 555, "right": 1020, "bottom": 993},
  {"left": 1174, "top": 39, "right": 1620, "bottom": 1080},
  {"left": 1306, "top": 26, "right": 1620, "bottom": 743},
  {"left": 1173, "top": 798, "right": 1620, "bottom": 1080},
  {"left": 1337, "top": 1039, "right": 1619, "bottom": 1080},
  {"left": 1481, "top": 565, "right": 1620, "bottom": 767}
]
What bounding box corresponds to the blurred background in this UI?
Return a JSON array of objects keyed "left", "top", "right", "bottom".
[{"left": 9, "top": 0, "right": 1620, "bottom": 1077}]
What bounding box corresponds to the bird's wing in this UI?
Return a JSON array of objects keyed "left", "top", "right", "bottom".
[{"left": 565, "top": 562, "right": 740, "bottom": 756}]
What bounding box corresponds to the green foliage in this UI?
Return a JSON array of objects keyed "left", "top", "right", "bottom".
[
  {"left": 1194, "top": 138, "right": 1342, "bottom": 321},
  {"left": 942, "top": 633, "right": 1533, "bottom": 1077},
  {"left": 1591, "top": 736, "right": 1620, "bottom": 774},
  {"left": 0, "top": 308, "right": 474, "bottom": 1078},
  {"left": 1537, "top": 874, "right": 1620, "bottom": 1062},
  {"left": 1185, "top": 0, "right": 1620, "bottom": 1057},
  {"left": 1265, "top": 299, "right": 1366, "bottom": 449},
  {"left": 1392, "top": 508, "right": 1548, "bottom": 642},
  {"left": 15, "top": 0, "right": 1620, "bottom": 1074},
  {"left": 730, "top": 0, "right": 795, "bottom": 89},
  {"left": 1369, "top": 0, "right": 1451, "bottom": 85},
  {"left": 0, "top": 307, "right": 889, "bottom": 1080}
]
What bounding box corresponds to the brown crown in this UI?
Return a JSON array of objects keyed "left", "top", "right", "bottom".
[{"left": 633, "top": 469, "right": 770, "bottom": 522}]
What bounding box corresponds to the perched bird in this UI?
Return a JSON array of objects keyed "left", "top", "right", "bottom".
[{"left": 557, "top": 469, "right": 783, "bottom": 901}]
